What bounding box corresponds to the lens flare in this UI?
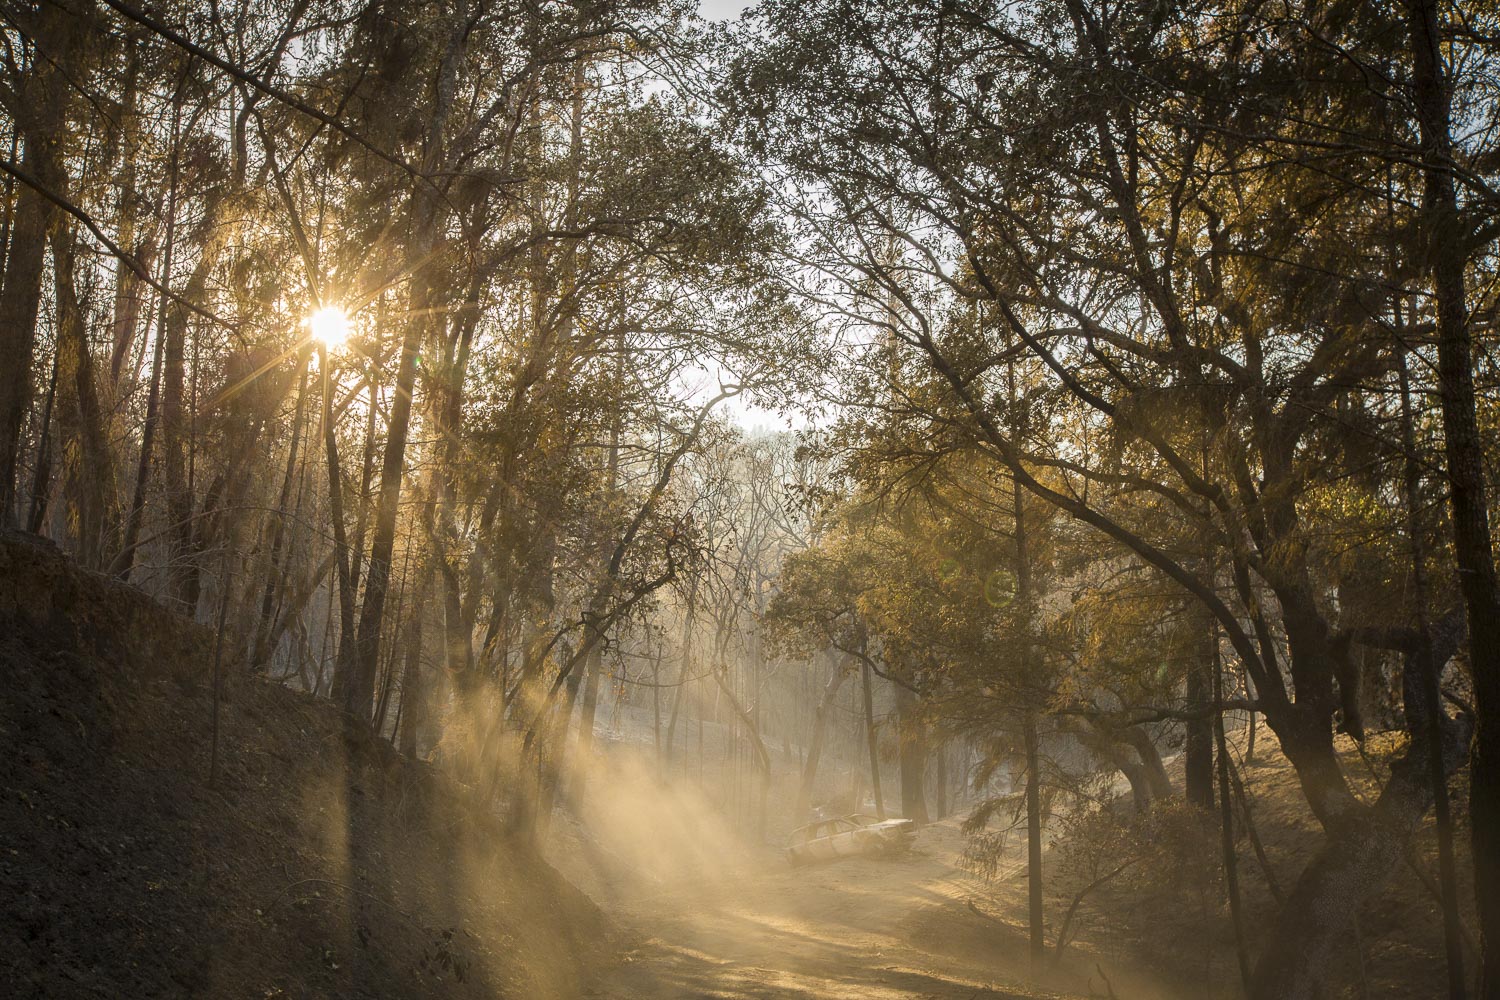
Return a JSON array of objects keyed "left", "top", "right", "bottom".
[{"left": 308, "top": 305, "right": 350, "bottom": 348}]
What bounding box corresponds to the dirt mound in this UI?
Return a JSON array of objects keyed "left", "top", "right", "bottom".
[{"left": 0, "top": 531, "right": 613, "bottom": 999}]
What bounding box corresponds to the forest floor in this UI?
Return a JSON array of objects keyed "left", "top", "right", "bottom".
[
  {"left": 549, "top": 746, "right": 1171, "bottom": 1000},
  {"left": 566, "top": 817, "right": 1162, "bottom": 999},
  {"left": 0, "top": 532, "right": 614, "bottom": 1000},
  {"left": 2, "top": 529, "right": 1469, "bottom": 999},
  {"left": 557, "top": 710, "right": 1473, "bottom": 1000}
]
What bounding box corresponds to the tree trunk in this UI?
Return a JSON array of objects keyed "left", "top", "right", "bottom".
[
  {"left": 1250, "top": 717, "right": 1470, "bottom": 999},
  {"left": 0, "top": 178, "right": 51, "bottom": 524},
  {"left": 1250, "top": 618, "right": 1469, "bottom": 998},
  {"left": 1398, "top": 339, "right": 1468, "bottom": 997},
  {"left": 345, "top": 12, "right": 468, "bottom": 721},
  {"left": 1404, "top": 3, "right": 1500, "bottom": 992},
  {"left": 557, "top": 53, "right": 604, "bottom": 808},
  {"left": 1186, "top": 625, "right": 1215, "bottom": 808},
  {"left": 934, "top": 745, "right": 947, "bottom": 818},
  {"left": 106, "top": 41, "right": 147, "bottom": 392},
  {"left": 1024, "top": 712, "right": 1044, "bottom": 972},
  {"left": 664, "top": 649, "right": 687, "bottom": 766},
  {"left": 1123, "top": 726, "right": 1174, "bottom": 801},
  {"left": 0, "top": 2, "right": 78, "bottom": 524},
  {"left": 371, "top": 548, "right": 413, "bottom": 736},
  {"left": 251, "top": 350, "right": 311, "bottom": 667},
  {"left": 534, "top": 646, "right": 585, "bottom": 839},
  {"left": 569, "top": 642, "right": 605, "bottom": 799},
  {"left": 52, "top": 227, "right": 119, "bottom": 569},
  {"left": 711, "top": 665, "right": 773, "bottom": 840},
  {"left": 262, "top": 550, "right": 336, "bottom": 672},
  {"left": 861, "top": 660, "right": 885, "bottom": 819},
  {"left": 347, "top": 377, "right": 379, "bottom": 598},
  {"left": 896, "top": 682, "right": 929, "bottom": 822},
  {"left": 1213, "top": 629, "right": 1252, "bottom": 991},
  {"left": 319, "top": 350, "right": 357, "bottom": 691},
  {"left": 341, "top": 313, "right": 423, "bottom": 722},
  {"left": 1119, "top": 758, "right": 1152, "bottom": 813},
  {"left": 1013, "top": 454, "right": 1044, "bottom": 971},
  {"left": 397, "top": 585, "right": 427, "bottom": 758},
  {"left": 664, "top": 585, "right": 697, "bottom": 766},
  {"left": 652, "top": 643, "right": 663, "bottom": 757},
  {"left": 114, "top": 108, "right": 181, "bottom": 581},
  {"left": 160, "top": 256, "right": 205, "bottom": 610},
  {"left": 26, "top": 350, "right": 59, "bottom": 533},
  {"left": 431, "top": 271, "right": 486, "bottom": 703},
  {"left": 796, "top": 653, "right": 849, "bottom": 821}
]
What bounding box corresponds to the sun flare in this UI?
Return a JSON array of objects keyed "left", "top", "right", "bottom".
[{"left": 308, "top": 305, "right": 350, "bottom": 348}]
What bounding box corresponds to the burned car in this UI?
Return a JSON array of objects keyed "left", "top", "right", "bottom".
[{"left": 785, "top": 814, "right": 916, "bottom": 865}]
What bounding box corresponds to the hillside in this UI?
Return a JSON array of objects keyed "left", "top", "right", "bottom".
[
  {"left": 991, "top": 724, "right": 1476, "bottom": 1000},
  {"left": 0, "top": 531, "right": 613, "bottom": 999}
]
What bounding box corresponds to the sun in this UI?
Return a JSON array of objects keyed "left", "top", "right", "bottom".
[{"left": 308, "top": 305, "right": 350, "bottom": 348}]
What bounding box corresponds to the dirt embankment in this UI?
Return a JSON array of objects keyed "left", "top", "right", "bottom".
[{"left": 0, "top": 531, "right": 612, "bottom": 999}]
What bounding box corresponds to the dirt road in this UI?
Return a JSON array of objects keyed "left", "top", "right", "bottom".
[{"left": 568, "top": 818, "right": 1081, "bottom": 999}]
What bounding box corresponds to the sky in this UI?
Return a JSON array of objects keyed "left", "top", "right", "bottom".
[
  {"left": 727, "top": 395, "right": 804, "bottom": 433},
  {"left": 693, "top": 0, "right": 790, "bottom": 432},
  {"left": 699, "top": 0, "right": 755, "bottom": 21}
]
